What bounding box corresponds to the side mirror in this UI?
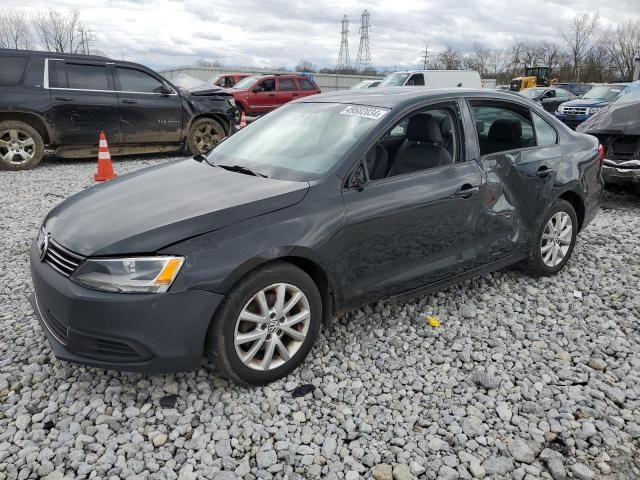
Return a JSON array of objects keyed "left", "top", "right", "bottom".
[{"left": 155, "top": 83, "right": 173, "bottom": 95}]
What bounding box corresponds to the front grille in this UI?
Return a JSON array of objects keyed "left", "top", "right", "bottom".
[
  {"left": 43, "top": 239, "right": 84, "bottom": 277},
  {"left": 562, "top": 106, "right": 588, "bottom": 115}
]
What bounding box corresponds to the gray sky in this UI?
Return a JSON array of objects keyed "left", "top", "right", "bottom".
[{"left": 15, "top": 0, "right": 640, "bottom": 70}]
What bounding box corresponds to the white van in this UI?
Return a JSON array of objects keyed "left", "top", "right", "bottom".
[{"left": 379, "top": 70, "right": 482, "bottom": 89}]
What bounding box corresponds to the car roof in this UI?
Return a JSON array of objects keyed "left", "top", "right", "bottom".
[
  {"left": 0, "top": 48, "right": 159, "bottom": 71},
  {"left": 298, "top": 87, "right": 531, "bottom": 109}
]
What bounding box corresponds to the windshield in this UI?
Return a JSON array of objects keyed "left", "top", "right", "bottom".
[
  {"left": 207, "top": 75, "right": 222, "bottom": 86},
  {"left": 521, "top": 88, "right": 545, "bottom": 98},
  {"left": 233, "top": 76, "right": 258, "bottom": 90},
  {"left": 380, "top": 72, "right": 410, "bottom": 87},
  {"left": 582, "top": 85, "right": 624, "bottom": 101},
  {"left": 207, "top": 102, "right": 389, "bottom": 181},
  {"left": 615, "top": 81, "right": 640, "bottom": 104}
]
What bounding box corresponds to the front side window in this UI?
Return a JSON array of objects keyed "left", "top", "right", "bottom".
[
  {"left": 366, "top": 105, "right": 459, "bottom": 180},
  {"left": 258, "top": 79, "right": 276, "bottom": 92},
  {"left": 117, "top": 67, "right": 164, "bottom": 93},
  {"left": 278, "top": 78, "right": 297, "bottom": 91},
  {"left": 207, "top": 102, "right": 387, "bottom": 181},
  {"left": 532, "top": 112, "right": 557, "bottom": 146},
  {"left": 406, "top": 73, "right": 425, "bottom": 86},
  {"left": 66, "top": 63, "right": 109, "bottom": 90},
  {"left": 470, "top": 103, "right": 535, "bottom": 155},
  {"left": 0, "top": 56, "right": 27, "bottom": 87}
]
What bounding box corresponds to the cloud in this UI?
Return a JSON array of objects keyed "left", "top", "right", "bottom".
[{"left": 13, "top": 0, "right": 640, "bottom": 70}]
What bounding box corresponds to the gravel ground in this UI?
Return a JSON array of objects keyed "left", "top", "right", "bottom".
[{"left": 1, "top": 156, "right": 639, "bottom": 480}]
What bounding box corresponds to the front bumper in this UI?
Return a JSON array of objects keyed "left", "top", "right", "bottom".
[
  {"left": 555, "top": 113, "right": 590, "bottom": 130},
  {"left": 602, "top": 159, "right": 640, "bottom": 184},
  {"left": 29, "top": 241, "right": 224, "bottom": 373}
]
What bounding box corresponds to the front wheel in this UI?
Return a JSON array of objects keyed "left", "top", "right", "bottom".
[
  {"left": 186, "top": 118, "right": 226, "bottom": 155},
  {"left": 525, "top": 199, "right": 578, "bottom": 276},
  {"left": 205, "top": 262, "right": 322, "bottom": 385}
]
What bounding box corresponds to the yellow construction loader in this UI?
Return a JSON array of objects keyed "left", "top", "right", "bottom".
[{"left": 510, "top": 67, "right": 557, "bottom": 91}]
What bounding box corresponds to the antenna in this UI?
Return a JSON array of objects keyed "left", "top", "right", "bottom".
[
  {"left": 336, "top": 15, "right": 352, "bottom": 72},
  {"left": 355, "top": 9, "right": 372, "bottom": 73}
]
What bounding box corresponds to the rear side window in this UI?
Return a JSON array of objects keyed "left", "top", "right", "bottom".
[
  {"left": 470, "top": 103, "right": 535, "bottom": 155},
  {"left": 117, "top": 67, "right": 164, "bottom": 93},
  {"left": 0, "top": 56, "right": 28, "bottom": 87},
  {"left": 532, "top": 112, "right": 557, "bottom": 146},
  {"left": 298, "top": 78, "right": 316, "bottom": 90},
  {"left": 65, "top": 63, "right": 109, "bottom": 90},
  {"left": 279, "top": 78, "right": 297, "bottom": 91}
]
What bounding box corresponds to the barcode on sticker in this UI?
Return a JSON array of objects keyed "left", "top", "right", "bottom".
[{"left": 339, "top": 105, "right": 388, "bottom": 120}]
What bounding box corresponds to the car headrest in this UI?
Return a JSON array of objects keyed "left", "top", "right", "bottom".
[
  {"left": 476, "top": 120, "right": 485, "bottom": 134},
  {"left": 406, "top": 114, "right": 443, "bottom": 144},
  {"left": 438, "top": 115, "right": 453, "bottom": 137},
  {"left": 488, "top": 118, "right": 522, "bottom": 143}
]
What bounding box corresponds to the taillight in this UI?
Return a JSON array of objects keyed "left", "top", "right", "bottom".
[{"left": 598, "top": 144, "right": 605, "bottom": 164}]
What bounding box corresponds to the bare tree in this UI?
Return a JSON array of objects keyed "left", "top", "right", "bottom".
[
  {"left": 560, "top": 13, "right": 600, "bottom": 81},
  {"left": 0, "top": 9, "right": 32, "bottom": 49},
  {"left": 437, "top": 46, "right": 463, "bottom": 70},
  {"left": 602, "top": 20, "right": 640, "bottom": 80},
  {"left": 33, "top": 9, "right": 91, "bottom": 54},
  {"left": 295, "top": 59, "right": 317, "bottom": 72}
]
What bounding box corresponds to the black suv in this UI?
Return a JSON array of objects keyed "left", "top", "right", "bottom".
[{"left": 0, "top": 49, "right": 237, "bottom": 170}]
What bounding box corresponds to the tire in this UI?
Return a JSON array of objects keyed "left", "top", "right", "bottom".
[
  {"left": 0, "top": 120, "right": 44, "bottom": 170},
  {"left": 205, "top": 261, "right": 322, "bottom": 385},
  {"left": 525, "top": 199, "right": 578, "bottom": 276},
  {"left": 186, "top": 118, "right": 226, "bottom": 155}
]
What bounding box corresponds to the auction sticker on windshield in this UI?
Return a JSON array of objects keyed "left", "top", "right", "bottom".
[{"left": 340, "top": 105, "right": 389, "bottom": 120}]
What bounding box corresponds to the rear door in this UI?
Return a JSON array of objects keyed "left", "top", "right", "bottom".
[
  {"left": 114, "top": 65, "right": 182, "bottom": 144},
  {"left": 46, "top": 59, "right": 121, "bottom": 146},
  {"left": 277, "top": 77, "right": 299, "bottom": 106}
]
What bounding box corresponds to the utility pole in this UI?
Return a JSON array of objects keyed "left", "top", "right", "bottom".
[
  {"left": 355, "top": 10, "right": 372, "bottom": 73},
  {"left": 420, "top": 44, "right": 429, "bottom": 69},
  {"left": 336, "top": 15, "right": 352, "bottom": 72}
]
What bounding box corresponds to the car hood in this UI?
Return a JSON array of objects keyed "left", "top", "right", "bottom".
[
  {"left": 44, "top": 159, "right": 309, "bottom": 257},
  {"left": 182, "top": 84, "right": 229, "bottom": 96},
  {"left": 577, "top": 100, "right": 640, "bottom": 135},
  {"left": 562, "top": 99, "right": 611, "bottom": 108}
]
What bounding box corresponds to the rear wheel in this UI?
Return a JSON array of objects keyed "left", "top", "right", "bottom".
[
  {"left": 186, "top": 118, "right": 226, "bottom": 155},
  {"left": 525, "top": 199, "right": 578, "bottom": 276},
  {"left": 0, "top": 121, "right": 44, "bottom": 170},
  {"left": 205, "top": 262, "right": 322, "bottom": 385}
]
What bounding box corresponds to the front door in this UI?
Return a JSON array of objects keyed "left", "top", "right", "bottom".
[
  {"left": 114, "top": 65, "right": 182, "bottom": 144},
  {"left": 340, "top": 103, "right": 484, "bottom": 305},
  {"left": 46, "top": 59, "right": 121, "bottom": 146},
  {"left": 246, "top": 78, "right": 277, "bottom": 114}
]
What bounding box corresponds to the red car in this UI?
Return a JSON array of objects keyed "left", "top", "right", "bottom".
[
  {"left": 209, "top": 73, "right": 251, "bottom": 89},
  {"left": 230, "top": 74, "right": 321, "bottom": 115}
]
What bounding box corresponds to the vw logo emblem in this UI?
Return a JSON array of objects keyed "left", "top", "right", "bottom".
[{"left": 38, "top": 230, "right": 49, "bottom": 262}]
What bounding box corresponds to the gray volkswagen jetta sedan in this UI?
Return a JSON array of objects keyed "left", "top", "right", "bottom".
[{"left": 30, "top": 88, "right": 603, "bottom": 385}]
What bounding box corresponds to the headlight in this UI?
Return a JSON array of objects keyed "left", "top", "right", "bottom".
[
  {"left": 71, "top": 256, "right": 184, "bottom": 293},
  {"left": 589, "top": 107, "right": 602, "bottom": 115},
  {"left": 557, "top": 105, "right": 565, "bottom": 113},
  {"left": 228, "top": 98, "right": 236, "bottom": 107}
]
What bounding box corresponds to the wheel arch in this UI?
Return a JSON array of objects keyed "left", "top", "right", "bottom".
[
  {"left": 558, "top": 189, "right": 585, "bottom": 231},
  {"left": 218, "top": 249, "right": 337, "bottom": 327},
  {"left": 0, "top": 111, "right": 52, "bottom": 144}
]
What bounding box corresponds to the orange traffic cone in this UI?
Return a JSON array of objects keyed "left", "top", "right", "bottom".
[
  {"left": 239, "top": 109, "right": 247, "bottom": 129},
  {"left": 94, "top": 131, "right": 117, "bottom": 182}
]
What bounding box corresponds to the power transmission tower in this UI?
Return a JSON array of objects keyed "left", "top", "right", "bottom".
[
  {"left": 420, "top": 44, "right": 429, "bottom": 69},
  {"left": 336, "top": 15, "right": 352, "bottom": 72},
  {"left": 355, "top": 9, "right": 372, "bottom": 73}
]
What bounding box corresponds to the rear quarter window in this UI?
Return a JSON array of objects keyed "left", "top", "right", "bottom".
[
  {"left": 0, "top": 56, "right": 28, "bottom": 87},
  {"left": 298, "top": 78, "right": 316, "bottom": 91}
]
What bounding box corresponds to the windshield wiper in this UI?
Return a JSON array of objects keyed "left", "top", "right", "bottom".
[{"left": 215, "top": 164, "right": 267, "bottom": 178}]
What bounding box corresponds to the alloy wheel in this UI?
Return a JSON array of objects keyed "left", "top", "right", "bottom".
[
  {"left": 0, "top": 129, "right": 35, "bottom": 166},
  {"left": 540, "top": 211, "right": 573, "bottom": 267},
  {"left": 234, "top": 283, "right": 311, "bottom": 371},
  {"left": 193, "top": 123, "right": 223, "bottom": 153}
]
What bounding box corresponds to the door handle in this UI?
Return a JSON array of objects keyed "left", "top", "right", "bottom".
[
  {"left": 268, "top": 93, "right": 276, "bottom": 97},
  {"left": 55, "top": 96, "right": 73, "bottom": 101},
  {"left": 536, "top": 166, "right": 555, "bottom": 178},
  {"left": 456, "top": 184, "right": 479, "bottom": 199},
  {"left": 121, "top": 99, "right": 137, "bottom": 104},
  {"left": 292, "top": 93, "right": 299, "bottom": 97}
]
